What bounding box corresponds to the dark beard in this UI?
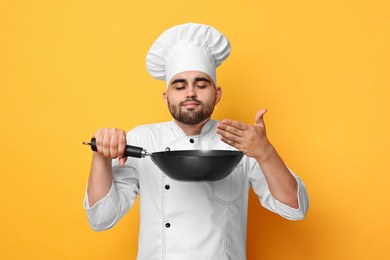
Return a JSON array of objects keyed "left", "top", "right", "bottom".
[{"left": 167, "top": 98, "right": 216, "bottom": 125}]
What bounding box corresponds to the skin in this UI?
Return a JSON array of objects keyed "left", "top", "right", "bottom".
[
  {"left": 216, "top": 110, "right": 299, "bottom": 208},
  {"left": 87, "top": 71, "right": 298, "bottom": 209},
  {"left": 162, "top": 71, "right": 222, "bottom": 136}
]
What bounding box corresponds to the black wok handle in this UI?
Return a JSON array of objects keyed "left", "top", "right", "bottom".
[{"left": 89, "top": 138, "right": 147, "bottom": 158}]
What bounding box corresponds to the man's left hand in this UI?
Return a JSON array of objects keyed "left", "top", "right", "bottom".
[{"left": 216, "top": 109, "right": 274, "bottom": 161}]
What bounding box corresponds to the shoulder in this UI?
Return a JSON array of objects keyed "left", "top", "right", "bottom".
[
  {"left": 126, "top": 121, "right": 172, "bottom": 145},
  {"left": 128, "top": 121, "right": 172, "bottom": 135}
]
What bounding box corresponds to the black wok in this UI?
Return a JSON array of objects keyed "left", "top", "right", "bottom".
[{"left": 84, "top": 138, "right": 244, "bottom": 181}]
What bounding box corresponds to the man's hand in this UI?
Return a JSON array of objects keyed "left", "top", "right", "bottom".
[
  {"left": 93, "top": 128, "right": 128, "bottom": 167},
  {"left": 87, "top": 128, "right": 127, "bottom": 206},
  {"left": 216, "top": 109, "right": 274, "bottom": 162},
  {"left": 217, "top": 109, "right": 299, "bottom": 208}
]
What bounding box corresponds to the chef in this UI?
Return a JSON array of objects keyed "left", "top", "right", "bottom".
[{"left": 84, "top": 23, "right": 309, "bottom": 260}]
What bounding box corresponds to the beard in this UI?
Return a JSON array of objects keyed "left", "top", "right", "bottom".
[{"left": 167, "top": 98, "right": 216, "bottom": 125}]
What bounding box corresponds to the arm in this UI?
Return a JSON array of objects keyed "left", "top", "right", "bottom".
[
  {"left": 87, "top": 128, "right": 127, "bottom": 206},
  {"left": 84, "top": 128, "right": 139, "bottom": 231},
  {"left": 216, "top": 109, "right": 300, "bottom": 209},
  {"left": 87, "top": 153, "right": 113, "bottom": 206},
  {"left": 254, "top": 145, "right": 299, "bottom": 208}
]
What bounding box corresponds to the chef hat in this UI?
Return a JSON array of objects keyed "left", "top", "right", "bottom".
[{"left": 146, "top": 23, "right": 231, "bottom": 87}]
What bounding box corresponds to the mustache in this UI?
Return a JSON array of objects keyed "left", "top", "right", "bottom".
[{"left": 180, "top": 98, "right": 202, "bottom": 106}]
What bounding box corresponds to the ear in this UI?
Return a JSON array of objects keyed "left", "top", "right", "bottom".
[
  {"left": 215, "top": 86, "right": 222, "bottom": 105},
  {"left": 162, "top": 91, "right": 168, "bottom": 105}
]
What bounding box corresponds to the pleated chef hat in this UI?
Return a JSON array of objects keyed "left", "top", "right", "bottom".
[{"left": 146, "top": 23, "right": 231, "bottom": 87}]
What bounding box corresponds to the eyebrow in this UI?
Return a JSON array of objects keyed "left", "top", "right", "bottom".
[
  {"left": 194, "top": 77, "right": 211, "bottom": 84},
  {"left": 171, "top": 77, "right": 211, "bottom": 85},
  {"left": 170, "top": 78, "right": 187, "bottom": 85}
]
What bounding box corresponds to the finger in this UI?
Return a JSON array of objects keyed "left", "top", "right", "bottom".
[
  {"left": 220, "top": 135, "right": 243, "bottom": 150},
  {"left": 102, "top": 134, "right": 111, "bottom": 157},
  {"left": 220, "top": 119, "right": 248, "bottom": 131},
  {"left": 119, "top": 157, "right": 127, "bottom": 167},
  {"left": 117, "top": 133, "right": 127, "bottom": 158},
  {"left": 217, "top": 128, "right": 243, "bottom": 144},
  {"left": 220, "top": 136, "right": 235, "bottom": 147},
  {"left": 217, "top": 120, "right": 249, "bottom": 138},
  {"left": 110, "top": 136, "right": 118, "bottom": 158},
  {"left": 92, "top": 129, "right": 105, "bottom": 154},
  {"left": 94, "top": 135, "right": 103, "bottom": 154},
  {"left": 217, "top": 124, "right": 242, "bottom": 138},
  {"left": 255, "top": 109, "right": 267, "bottom": 126}
]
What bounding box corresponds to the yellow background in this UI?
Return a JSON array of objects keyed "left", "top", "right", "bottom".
[{"left": 1, "top": 0, "right": 389, "bottom": 259}]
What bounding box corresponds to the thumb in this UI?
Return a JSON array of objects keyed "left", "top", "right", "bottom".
[
  {"left": 255, "top": 108, "right": 267, "bottom": 126},
  {"left": 119, "top": 157, "right": 128, "bottom": 167}
]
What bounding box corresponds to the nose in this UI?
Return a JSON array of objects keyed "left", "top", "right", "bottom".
[{"left": 186, "top": 85, "right": 197, "bottom": 99}]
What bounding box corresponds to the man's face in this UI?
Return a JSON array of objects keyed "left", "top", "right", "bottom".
[{"left": 163, "top": 71, "right": 222, "bottom": 126}]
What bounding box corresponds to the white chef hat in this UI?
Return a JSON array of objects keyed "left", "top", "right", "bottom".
[{"left": 146, "top": 23, "right": 231, "bottom": 87}]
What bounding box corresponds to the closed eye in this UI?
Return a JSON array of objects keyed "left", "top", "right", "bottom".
[{"left": 174, "top": 85, "right": 186, "bottom": 90}]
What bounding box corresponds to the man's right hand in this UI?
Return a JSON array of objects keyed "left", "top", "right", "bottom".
[
  {"left": 93, "top": 128, "right": 128, "bottom": 167},
  {"left": 87, "top": 128, "right": 127, "bottom": 206}
]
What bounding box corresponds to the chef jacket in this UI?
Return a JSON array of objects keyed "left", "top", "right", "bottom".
[{"left": 84, "top": 119, "right": 309, "bottom": 260}]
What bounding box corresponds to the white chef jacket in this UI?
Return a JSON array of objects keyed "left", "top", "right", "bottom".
[{"left": 84, "top": 119, "right": 309, "bottom": 260}]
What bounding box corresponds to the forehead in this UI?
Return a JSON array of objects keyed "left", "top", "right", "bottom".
[{"left": 169, "top": 71, "right": 213, "bottom": 83}]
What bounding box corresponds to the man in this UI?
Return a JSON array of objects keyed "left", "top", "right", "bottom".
[{"left": 84, "top": 23, "right": 309, "bottom": 260}]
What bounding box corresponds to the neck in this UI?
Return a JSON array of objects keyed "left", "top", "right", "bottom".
[{"left": 174, "top": 117, "right": 211, "bottom": 136}]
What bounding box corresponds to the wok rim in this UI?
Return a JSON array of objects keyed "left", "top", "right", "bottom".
[{"left": 151, "top": 150, "right": 244, "bottom": 157}]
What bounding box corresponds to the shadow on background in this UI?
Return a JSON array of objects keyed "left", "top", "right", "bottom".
[{"left": 246, "top": 190, "right": 328, "bottom": 260}]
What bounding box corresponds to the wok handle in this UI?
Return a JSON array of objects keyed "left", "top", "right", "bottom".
[{"left": 89, "top": 138, "right": 147, "bottom": 158}]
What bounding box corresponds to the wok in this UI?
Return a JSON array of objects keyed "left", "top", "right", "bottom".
[{"left": 83, "top": 138, "right": 244, "bottom": 181}]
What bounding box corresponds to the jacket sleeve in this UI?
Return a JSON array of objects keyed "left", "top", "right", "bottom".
[
  {"left": 83, "top": 160, "right": 140, "bottom": 231},
  {"left": 249, "top": 159, "right": 309, "bottom": 220}
]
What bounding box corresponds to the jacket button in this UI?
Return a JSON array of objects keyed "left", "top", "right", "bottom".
[
  {"left": 189, "top": 138, "right": 194, "bottom": 143},
  {"left": 165, "top": 184, "right": 170, "bottom": 190},
  {"left": 165, "top": 223, "right": 171, "bottom": 228}
]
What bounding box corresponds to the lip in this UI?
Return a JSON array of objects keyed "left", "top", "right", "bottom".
[{"left": 182, "top": 102, "right": 200, "bottom": 107}]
